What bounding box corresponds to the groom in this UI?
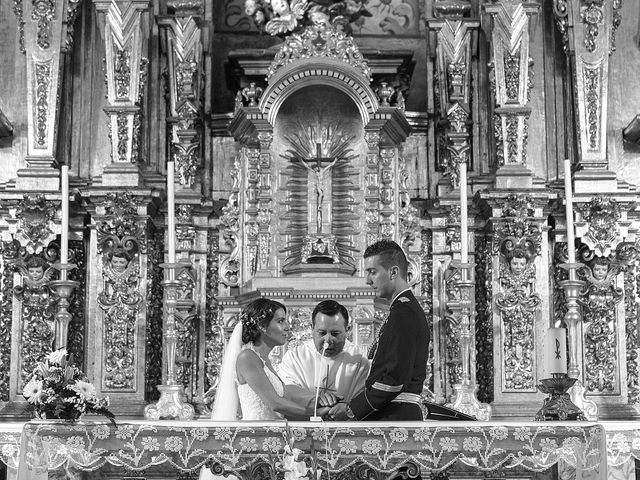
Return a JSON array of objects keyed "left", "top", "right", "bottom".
[{"left": 328, "top": 240, "right": 429, "bottom": 421}]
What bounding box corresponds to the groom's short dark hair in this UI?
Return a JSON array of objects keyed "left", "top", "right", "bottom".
[{"left": 311, "top": 300, "right": 349, "bottom": 329}]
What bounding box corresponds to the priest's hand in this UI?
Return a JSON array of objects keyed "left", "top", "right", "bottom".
[
  {"left": 317, "top": 392, "right": 342, "bottom": 407},
  {"left": 325, "top": 402, "right": 352, "bottom": 421}
]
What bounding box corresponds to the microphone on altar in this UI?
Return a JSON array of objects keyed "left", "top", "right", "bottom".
[{"left": 310, "top": 342, "right": 329, "bottom": 421}]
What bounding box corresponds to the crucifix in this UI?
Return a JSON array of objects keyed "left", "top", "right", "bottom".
[{"left": 299, "top": 142, "right": 338, "bottom": 234}]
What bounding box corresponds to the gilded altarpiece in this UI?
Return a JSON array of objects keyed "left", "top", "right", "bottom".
[
  {"left": 214, "top": 23, "right": 418, "bottom": 388},
  {"left": 85, "top": 192, "right": 160, "bottom": 415}
]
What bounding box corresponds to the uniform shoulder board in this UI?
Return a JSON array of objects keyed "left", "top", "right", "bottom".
[{"left": 398, "top": 297, "right": 410, "bottom": 303}]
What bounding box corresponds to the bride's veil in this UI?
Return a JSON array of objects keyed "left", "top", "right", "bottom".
[{"left": 211, "top": 320, "right": 243, "bottom": 420}]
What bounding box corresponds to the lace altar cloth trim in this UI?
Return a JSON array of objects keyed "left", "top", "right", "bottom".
[
  {"left": 603, "top": 422, "right": 640, "bottom": 468},
  {"left": 0, "top": 423, "right": 22, "bottom": 470},
  {"left": 10, "top": 421, "right": 606, "bottom": 477}
]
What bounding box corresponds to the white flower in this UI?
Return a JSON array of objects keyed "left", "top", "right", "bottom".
[
  {"left": 46, "top": 349, "right": 68, "bottom": 365},
  {"left": 282, "top": 453, "right": 308, "bottom": 480},
  {"left": 23, "top": 379, "right": 44, "bottom": 404},
  {"left": 70, "top": 380, "right": 97, "bottom": 400}
]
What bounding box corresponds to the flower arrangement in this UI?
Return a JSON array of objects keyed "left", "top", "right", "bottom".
[
  {"left": 244, "top": 0, "right": 371, "bottom": 36},
  {"left": 276, "top": 424, "right": 321, "bottom": 480},
  {"left": 22, "top": 348, "right": 115, "bottom": 425}
]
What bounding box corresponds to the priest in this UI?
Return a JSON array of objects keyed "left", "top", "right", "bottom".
[{"left": 278, "top": 300, "right": 370, "bottom": 406}]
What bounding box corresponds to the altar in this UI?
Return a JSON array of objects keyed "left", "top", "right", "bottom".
[{"left": 0, "top": 420, "right": 612, "bottom": 480}]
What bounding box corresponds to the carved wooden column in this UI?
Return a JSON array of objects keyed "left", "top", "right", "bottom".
[
  {"left": 14, "top": 0, "right": 82, "bottom": 190},
  {"left": 157, "top": 3, "right": 211, "bottom": 410},
  {"left": 363, "top": 130, "right": 383, "bottom": 246},
  {"left": 482, "top": 193, "right": 556, "bottom": 418},
  {"left": 172, "top": 202, "right": 215, "bottom": 410},
  {"left": 483, "top": 0, "right": 540, "bottom": 189},
  {"left": 93, "top": 0, "right": 150, "bottom": 187},
  {"left": 256, "top": 130, "right": 274, "bottom": 274},
  {"left": 0, "top": 194, "right": 64, "bottom": 415},
  {"left": 553, "top": 195, "right": 639, "bottom": 419},
  {"left": 159, "top": 11, "right": 203, "bottom": 195},
  {"left": 429, "top": 2, "right": 478, "bottom": 192},
  {"left": 84, "top": 191, "right": 161, "bottom": 415},
  {"left": 553, "top": 0, "right": 623, "bottom": 191}
]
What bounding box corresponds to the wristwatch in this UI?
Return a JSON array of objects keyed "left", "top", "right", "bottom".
[{"left": 345, "top": 403, "right": 355, "bottom": 420}]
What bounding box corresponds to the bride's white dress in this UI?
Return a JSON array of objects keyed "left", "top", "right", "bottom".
[{"left": 237, "top": 344, "right": 285, "bottom": 420}]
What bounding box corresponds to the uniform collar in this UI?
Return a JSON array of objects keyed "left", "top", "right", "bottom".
[{"left": 391, "top": 288, "right": 411, "bottom": 306}]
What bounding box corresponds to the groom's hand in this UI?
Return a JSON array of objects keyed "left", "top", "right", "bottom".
[{"left": 317, "top": 392, "right": 342, "bottom": 407}]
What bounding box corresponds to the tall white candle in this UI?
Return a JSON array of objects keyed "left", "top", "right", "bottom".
[
  {"left": 544, "top": 327, "right": 567, "bottom": 375},
  {"left": 563, "top": 159, "right": 576, "bottom": 268},
  {"left": 60, "top": 165, "right": 69, "bottom": 280},
  {"left": 167, "top": 161, "right": 176, "bottom": 264},
  {"left": 460, "top": 161, "right": 468, "bottom": 264}
]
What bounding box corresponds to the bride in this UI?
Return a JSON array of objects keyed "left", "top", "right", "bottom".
[{"left": 210, "top": 298, "right": 334, "bottom": 420}]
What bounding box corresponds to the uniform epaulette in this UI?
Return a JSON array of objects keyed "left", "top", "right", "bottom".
[{"left": 398, "top": 297, "right": 410, "bottom": 302}]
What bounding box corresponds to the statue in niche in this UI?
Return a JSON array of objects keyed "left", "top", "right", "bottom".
[
  {"left": 281, "top": 117, "right": 358, "bottom": 266},
  {"left": 298, "top": 147, "right": 338, "bottom": 233}
]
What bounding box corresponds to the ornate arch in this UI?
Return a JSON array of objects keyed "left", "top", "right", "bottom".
[
  {"left": 258, "top": 23, "right": 378, "bottom": 126},
  {"left": 260, "top": 61, "right": 378, "bottom": 126}
]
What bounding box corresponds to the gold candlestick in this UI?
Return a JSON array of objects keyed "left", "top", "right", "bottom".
[
  {"left": 49, "top": 263, "right": 78, "bottom": 350},
  {"left": 144, "top": 263, "right": 195, "bottom": 420},
  {"left": 535, "top": 373, "right": 585, "bottom": 421},
  {"left": 559, "top": 263, "right": 598, "bottom": 420}
]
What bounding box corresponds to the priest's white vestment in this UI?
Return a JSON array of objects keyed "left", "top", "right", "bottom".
[{"left": 278, "top": 340, "right": 370, "bottom": 401}]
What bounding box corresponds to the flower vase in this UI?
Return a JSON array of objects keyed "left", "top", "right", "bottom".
[{"left": 41, "top": 410, "right": 82, "bottom": 422}]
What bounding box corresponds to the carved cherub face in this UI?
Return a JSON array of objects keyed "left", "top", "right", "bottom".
[
  {"left": 28, "top": 266, "right": 44, "bottom": 281},
  {"left": 111, "top": 255, "right": 129, "bottom": 273},
  {"left": 270, "top": 0, "right": 289, "bottom": 16},
  {"left": 593, "top": 263, "right": 609, "bottom": 281},
  {"left": 509, "top": 256, "right": 527, "bottom": 276}
]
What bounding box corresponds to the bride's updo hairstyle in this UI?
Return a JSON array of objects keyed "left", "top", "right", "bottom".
[{"left": 240, "top": 298, "right": 287, "bottom": 344}]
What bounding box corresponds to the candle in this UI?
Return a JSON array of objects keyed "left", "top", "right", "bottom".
[
  {"left": 60, "top": 165, "right": 69, "bottom": 280},
  {"left": 544, "top": 327, "right": 567, "bottom": 375},
  {"left": 459, "top": 161, "right": 468, "bottom": 265},
  {"left": 563, "top": 159, "right": 576, "bottom": 270},
  {"left": 167, "top": 161, "right": 176, "bottom": 264}
]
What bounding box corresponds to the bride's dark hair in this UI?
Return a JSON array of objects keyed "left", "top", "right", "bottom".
[{"left": 240, "top": 298, "right": 287, "bottom": 344}]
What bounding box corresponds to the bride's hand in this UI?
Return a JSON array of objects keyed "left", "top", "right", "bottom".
[
  {"left": 316, "top": 406, "right": 332, "bottom": 418},
  {"left": 317, "top": 392, "right": 342, "bottom": 407}
]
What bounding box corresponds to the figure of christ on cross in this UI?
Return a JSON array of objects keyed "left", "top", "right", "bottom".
[{"left": 299, "top": 142, "right": 338, "bottom": 234}]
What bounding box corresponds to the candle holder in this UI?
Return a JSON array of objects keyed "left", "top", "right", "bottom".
[
  {"left": 49, "top": 263, "right": 79, "bottom": 350},
  {"left": 559, "top": 263, "right": 598, "bottom": 420},
  {"left": 144, "top": 263, "right": 195, "bottom": 420},
  {"left": 445, "top": 263, "right": 492, "bottom": 421},
  {"left": 535, "top": 373, "right": 585, "bottom": 421}
]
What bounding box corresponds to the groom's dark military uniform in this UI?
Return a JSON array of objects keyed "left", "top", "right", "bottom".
[{"left": 348, "top": 289, "right": 429, "bottom": 420}]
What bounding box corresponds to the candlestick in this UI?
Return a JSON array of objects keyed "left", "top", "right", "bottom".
[
  {"left": 544, "top": 327, "right": 567, "bottom": 376},
  {"left": 460, "top": 161, "right": 468, "bottom": 265},
  {"left": 143, "top": 264, "right": 195, "bottom": 420},
  {"left": 563, "top": 160, "right": 576, "bottom": 278},
  {"left": 167, "top": 161, "right": 176, "bottom": 264},
  {"left": 60, "top": 165, "right": 69, "bottom": 280}
]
